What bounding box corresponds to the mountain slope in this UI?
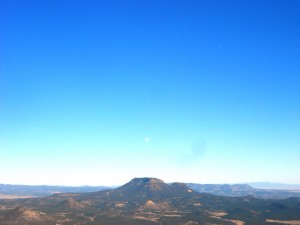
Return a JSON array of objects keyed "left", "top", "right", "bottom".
[
  {"left": 0, "top": 206, "right": 55, "bottom": 225},
  {"left": 0, "top": 177, "right": 300, "bottom": 225}
]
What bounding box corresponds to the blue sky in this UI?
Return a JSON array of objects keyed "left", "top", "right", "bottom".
[{"left": 1, "top": 0, "right": 300, "bottom": 185}]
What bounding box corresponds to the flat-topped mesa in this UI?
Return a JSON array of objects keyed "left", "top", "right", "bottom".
[
  {"left": 114, "top": 177, "right": 173, "bottom": 198},
  {"left": 111, "top": 177, "right": 198, "bottom": 202},
  {"left": 121, "top": 177, "right": 167, "bottom": 191},
  {"left": 80, "top": 177, "right": 200, "bottom": 204},
  {"left": 130, "top": 177, "right": 165, "bottom": 185},
  {"left": 144, "top": 178, "right": 165, "bottom": 191}
]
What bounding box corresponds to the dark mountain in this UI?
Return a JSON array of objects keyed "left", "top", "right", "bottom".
[
  {"left": 0, "top": 177, "right": 300, "bottom": 224},
  {"left": 96, "top": 178, "right": 197, "bottom": 202},
  {"left": 187, "top": 183, "right": 300, "bottom": 199}
]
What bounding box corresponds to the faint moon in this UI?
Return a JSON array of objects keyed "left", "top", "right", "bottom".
[{"left": 144, "top": 137, "right": 150, "bottom": 143}]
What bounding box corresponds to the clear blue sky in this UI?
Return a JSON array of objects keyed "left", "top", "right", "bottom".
[{"left": 1, "top": 0, "right": 300, "bottom": 185}]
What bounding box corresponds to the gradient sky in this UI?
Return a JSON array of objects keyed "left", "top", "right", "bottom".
[{"left": 1, "top": 0, "right": 300, "bottom": 186}]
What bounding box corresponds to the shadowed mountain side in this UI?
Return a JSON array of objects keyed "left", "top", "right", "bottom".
[{"left": 102, "top": 178, "right": 198, "bottom": 201}]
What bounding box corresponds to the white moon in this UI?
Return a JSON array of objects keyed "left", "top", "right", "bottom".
[{"left": 144, "top": 137, "right": 150, "bottom": 143}]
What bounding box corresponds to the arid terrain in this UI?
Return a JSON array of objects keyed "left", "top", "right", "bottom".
[{"left": 0, "top": 178, "right": 300, "bottom": 224}]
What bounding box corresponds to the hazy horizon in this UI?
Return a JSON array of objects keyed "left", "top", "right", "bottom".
[
  {"left": 1, "top": 0, "right": 300, "bottom": 186},
  {"left": 1, "top": 178, "right": 300, "bottom": 188}
]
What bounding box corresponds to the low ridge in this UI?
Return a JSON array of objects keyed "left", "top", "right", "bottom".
[
  {"left": 0, "top": 206, "right": 54, "bottom": 224},
  {"left": 53, "top": 198, "right": 86, "bottom": 212}
]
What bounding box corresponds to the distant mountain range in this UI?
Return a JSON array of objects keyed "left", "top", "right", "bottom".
[
  {"left": 1, "top": 181, "right": 300, "bottom": 199},
  {"left": 187, "top": 183, "right": 300, "bottom": 199},
  {"left": 0, "top": 184, "right": 111, "bottom": 197},
  {"left": 0, "top": 177, "right": 300, "bottom": 224},
  {"left": 247, "top": 182, "right": 300, "bottom": 190}
]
